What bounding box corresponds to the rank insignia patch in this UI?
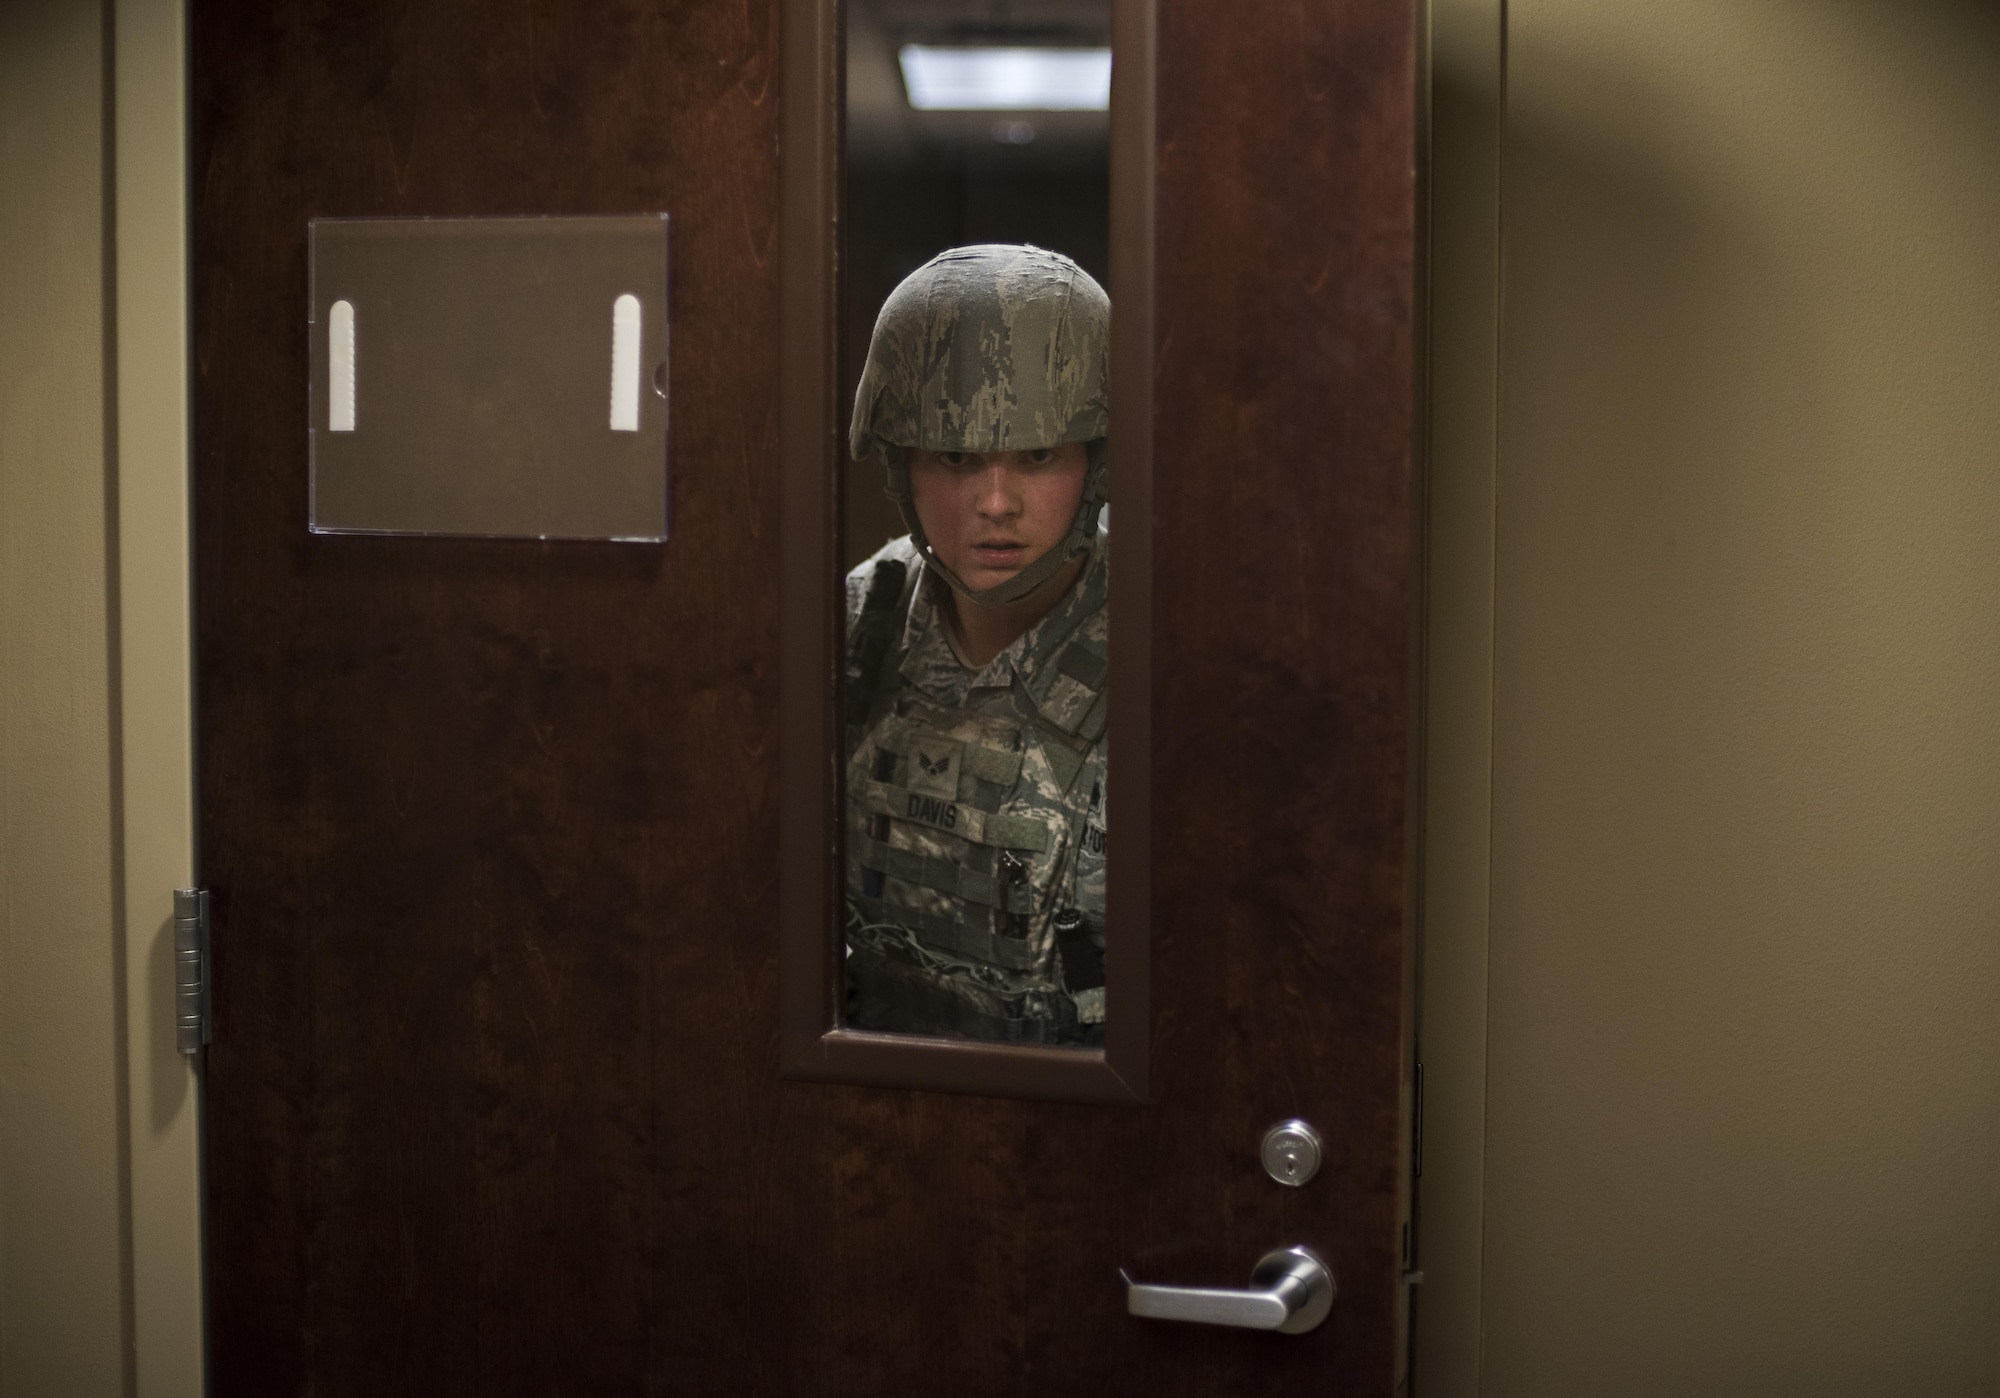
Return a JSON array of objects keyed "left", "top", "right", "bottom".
[{"left": 908, "top": 737, "right": 962, "bottom": 798}]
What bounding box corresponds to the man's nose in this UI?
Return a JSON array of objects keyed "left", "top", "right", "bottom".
[{"left": 975, "top": 462, "right": 1021, "bottom": 517}]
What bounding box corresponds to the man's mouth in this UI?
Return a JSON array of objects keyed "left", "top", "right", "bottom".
[{"left": 971, "top": 540, "right": 1028, "bottom": 561}]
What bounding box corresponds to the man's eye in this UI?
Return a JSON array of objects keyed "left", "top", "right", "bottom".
[
  {"left": 939, "top": 452, "right": 970, "bottom": 467},
  {"left": 1027, "top": 449, "right": 1055, "bottom": 465}
]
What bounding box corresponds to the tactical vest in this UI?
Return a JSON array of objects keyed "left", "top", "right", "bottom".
[{"left": 842, "top": 536, "right": 1109, "bottom": 1045}]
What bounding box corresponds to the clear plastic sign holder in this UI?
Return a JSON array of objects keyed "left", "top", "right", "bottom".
[{"left": 308, "top": 214, "right": 669, "bottom": 541}]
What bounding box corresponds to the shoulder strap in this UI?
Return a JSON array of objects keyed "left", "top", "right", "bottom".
[{"left": 844, "top": 555, "right": 913, "bottom": 730}]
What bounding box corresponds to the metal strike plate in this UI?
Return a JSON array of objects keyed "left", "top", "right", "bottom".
[{"left": 1260, "top": 1119, "right": 1322, "bottom": 1187}]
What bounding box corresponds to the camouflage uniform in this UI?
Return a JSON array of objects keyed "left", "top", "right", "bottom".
[{"left": 843, "top": 244, "right": 1110, "bottom": 1043}]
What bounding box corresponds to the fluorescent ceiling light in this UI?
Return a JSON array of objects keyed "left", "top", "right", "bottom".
[{"left": 899, "top": 45, "right": 1112, "bottom": 111}]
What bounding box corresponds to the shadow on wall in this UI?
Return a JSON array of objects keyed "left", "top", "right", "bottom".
[{"left": 150, "top": 913, "right": 189, "bottom": 1131}]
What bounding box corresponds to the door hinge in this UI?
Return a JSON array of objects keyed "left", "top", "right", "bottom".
[{"left": 174, "top": 888, "right": 212, "bottom": 1055}]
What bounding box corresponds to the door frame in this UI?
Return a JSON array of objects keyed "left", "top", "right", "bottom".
[
  {"left": 1411, "top": 0, "right": 1504, "bottom": 1391},
  {"left": 112, "top": 0, "right": 208, "bottom": 1392},
  {"left": 776, "top": 0, "right": 1155, "bottom": 1103}
]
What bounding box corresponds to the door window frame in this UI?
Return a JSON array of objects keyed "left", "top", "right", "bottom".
[{"left": 776, "top": 0, "right": 1155, "bottom": 1103}]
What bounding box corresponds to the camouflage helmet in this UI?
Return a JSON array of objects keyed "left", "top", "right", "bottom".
[{"left": 850, "top": 244, "right": 1110, "bottom": 607}]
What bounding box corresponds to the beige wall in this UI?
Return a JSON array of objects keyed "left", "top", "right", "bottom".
[
  {"left": 0, "top": 2, "right": 131, "bottom": 1393},
  {"left": 1425, "top": 0, "right": 2000, "bottom": 1392}
]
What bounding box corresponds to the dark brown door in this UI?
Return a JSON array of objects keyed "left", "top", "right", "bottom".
[{"left": 193, "top": 1, "right": 1419, "bottom": 1393}]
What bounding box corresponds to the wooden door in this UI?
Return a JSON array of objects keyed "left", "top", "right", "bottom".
[{"left": 193, "top": 0, "right": 1419, "bottom": 1392}]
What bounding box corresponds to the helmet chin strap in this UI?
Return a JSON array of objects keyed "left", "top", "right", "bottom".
[
  {"left": 885, "top": 442, "right": 1109, "bottom": 610},
  {"left": 919, "top": 527, "right": 1090, "bottom": 607}
]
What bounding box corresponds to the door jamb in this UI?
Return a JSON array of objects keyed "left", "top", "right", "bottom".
[
  {"left": 114, "top": 0, "right": 207, "bottom": 1390},
  {"left": 1411, "top": 0, "right": 1504, "bottom": 1389}
]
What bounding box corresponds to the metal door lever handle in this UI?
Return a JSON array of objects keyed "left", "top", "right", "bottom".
[{"left": 1123, "top": 1246, "right": 1335, "bottom": 1335}]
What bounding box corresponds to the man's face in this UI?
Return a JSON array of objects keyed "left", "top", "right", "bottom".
[{"left": 908, "top": 444, "right": 1090, "bottom": 596}]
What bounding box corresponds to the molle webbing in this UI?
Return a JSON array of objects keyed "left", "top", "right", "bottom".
[
  {"left": 850, "top": 896, "right": 1043, "bottom": 972},
  {"left": 851, "top": 835, "right": 1035, "bottom": 913},
  {"left": 1024, "top": 684, "right": 1107, "bottom": 754},
  {"left": 1056, "top": 641, "right": 1107, "bottom": 690},
  {"left": 855, "top": 781, "right": 1052, "bottom": 852},
  {"left": 846, "top": 945, "right": 1076, "bottom": 1044},
  {"left": 871, "top": 724, "right": 1025, "bottom": 793},
  {"left": 1012, "top": 638, "right": 1108, "bottom": 794}
]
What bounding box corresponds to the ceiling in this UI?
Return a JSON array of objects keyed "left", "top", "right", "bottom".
[{"left": 846, "top": 0, "right": 1112, "bottom": 172}]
